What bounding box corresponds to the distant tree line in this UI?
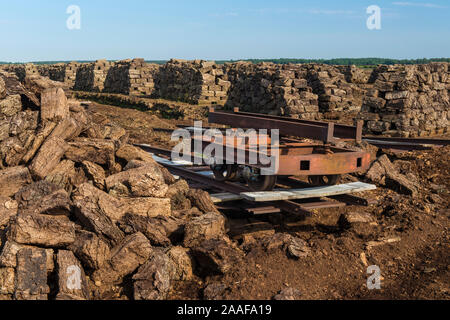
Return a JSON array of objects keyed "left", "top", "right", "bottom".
[
  {"left": 1, "top": 58, "right": 449, "bottom": 66},
  {"left": 214, "top": 58, "right": 450, "bottom": 66}
]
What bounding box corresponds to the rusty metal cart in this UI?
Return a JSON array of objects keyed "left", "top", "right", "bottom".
[{"left": 194, "top": 108, "right": 371, "bottom": 191}]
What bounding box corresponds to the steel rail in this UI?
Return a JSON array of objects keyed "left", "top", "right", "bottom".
[{"left": 364, "top": 136, "right": 450, "bottom": 146}]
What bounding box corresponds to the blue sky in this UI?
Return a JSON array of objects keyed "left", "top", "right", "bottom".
[{"left": 0, "top": 0, "right": 449, "bottom": 62}]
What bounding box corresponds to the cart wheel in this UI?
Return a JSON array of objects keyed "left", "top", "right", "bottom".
[
  {"left": 211, "top": 164, "right": 239, "bottom": 182},
  {"left": 245, "top": 173, "right": 278, "bottom": 191},
  {"left": 308, "top": 175, "right": 341, "bottom": 186}
]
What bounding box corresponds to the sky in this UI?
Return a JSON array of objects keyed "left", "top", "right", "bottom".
[{"left": 0, "top": 0, "right": 449, "bottom": 62}]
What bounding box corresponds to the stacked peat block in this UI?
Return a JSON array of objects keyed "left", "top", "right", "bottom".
[
  {"left": 37, "top": 64, "right": 67, "bottom": 83},
  {"left": 33, "top": 63, "right": 79, "bottom": 90},
  {"left": 336, "top": 65, "right": 372, "bottom": 85},
  {"left": 0, "top": 71, "right": 248, "bottom": 300},
  {"left": 222, "top": 62, "right": 320, "bottom": 119},
  {"left": 104, "top": 58, "right": 159, "bottom": 96},
  {"left": 128, "top": 59, "right": 159, "bottom": 96},
  {"left": 1, "top": 64, "right": 39, "bottom": 83},
  {"left": 73, "top": 60, "right": 112, "bottom": 92},
  {"left": 63, "top": 62, "right": 79, "bottom": 89},
  {"left": 302, "top": 64, "right": 366, "bottom": 114},
  {"left": 357, "top": 63, "right": 450, "bottom": 137},
  {"left": 154, "top": 59, "right": 228, "bottom": 104}
]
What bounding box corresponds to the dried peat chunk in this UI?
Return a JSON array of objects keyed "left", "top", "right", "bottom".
[
  {"left": 286, "top": 237, "right": 311, "bottom": 259},
  {"left": 72, "top": 186, "right": 125, "bottom": 246},
  {"left": 166, "top": 179, "right": 190, "bottom": 198},
  {"left": 47, "top": 116, "right": 82, "bottom": 141},
  {"left": 123, "top": 159, "right": 147, "bottom": 171},
  {"left": 365, "top": 160, "right": 386, "bottom": 185},
  {"left": 0, "top": 72, "right": 40, "bottom": 106},
  {"left": 101, "top": 124, "right": 129, "bottom": 147},
  {"left": 273, "top": 288, "right": 302, "bottom": 300},
  {"left": 81, "top": 161, "right": 106, "bottom": 190},
  {"left": 0, "top": 94, "right": 22, "bottom": 117},
  {"left": 385, "top": 171, "right": 418, "bottom": 197},
  {"left": 65, "top": 138, "right": 115, "bottom": 168},
  {"left": 92, "top": 232, "right": 152, "bottom": 284},
  {"left": 166, "top": 246, "right": 194, "bottom": 281},
  {"left": 21, "top": 120, "right": 57, "bottom": 163},
  {"left": 203, "top": 283, "right": 230, "bottom": 300},
  {"left": 45, "top": 160, "right": 82, "bottom": 191},
  {"left": 0, "top": 118, "right": 9, "bottom": 142},
  {"left": 69, "top": 230, "right": 110, "bottom": 270},
  {"left": 338, "top": 212, "right": 375, "bottom": 228},
  {"left": 190, "top": 238, "right": 244, "bottom": 276},
  {"left": 118, "top": 214, "right": 183, "bottom": 247},
  {"left": 105, "top": 163, "right": 168, "bottom": 198},
  {"left": 115, "top": 144, "right": 157, "bottom": 164},
  {"left": 0, "top": 241, "right": 54, "bottom": 273},
  {"left": 0, "top": 166, "right": 32, "bottom": 197},
  {"left": 29, "top": 137, "right": 68, "bottom": 180},
  {"left": 0, "top": 136, "right": 26, "bottom": 167},
  {"left": 40, "top": 87, "right": 70, "bottom": 121},
  {"left": 0, "top": 77, "right": 6, "bottom": 99},
  {"left": 72, "top": 182, "right": 127, "bottom": 222},
  {"left": 7, "top": 214, "right": 76, "bottom": 248},
  {"left": 14, "top": 248, "right": 50, "bottom": 300},
  {"left": 0, "top": 268, "right": 15, "bottom": 295},
  {"left": 187, "top": 189, "right": 219, "bottom": 214},
  {"left": 133, "top": 249, "right": 172, "bottom": 300},
  {"left": 15, "top": 180, "right": 67, "bottom": 212},
  {"left": 122, "top": 197, "right": 172, "bottom": 218},
  {"left": 166, "top": 179, "right": 191, "bottom": 210},
  {"left": 56, "top": 250, "right": 90, "bottom": 300},
  {"left": 0, "top": 197, "right": 18, "bottom": 227},
  {"left": 24, "top": 75, "right": 67, "bottom": 96},
  {"left": 20, "top": 189, "right": 71, "bottom": 216},
  {"left": 366, "top": 155, "right": 418, "bottom": 196},
  {"left": 9, "top": 109, "right": 39, "bottom": 136},
  {"left": 183, "top": 212, "right": 226, "bottom": 248},
  {"left": 0, "top": 241, "right": 24, "bottom": 267},
  {"left": 159, "top": 165, "right": 177, "bottom": 185}
]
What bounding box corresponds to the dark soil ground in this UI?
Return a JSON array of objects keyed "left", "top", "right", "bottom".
[{"left": 87, "top": 100, "right": 449, "bottom": 300}]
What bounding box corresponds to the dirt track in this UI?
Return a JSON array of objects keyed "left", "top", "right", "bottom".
[{"left": 86, "top": 101, "right": 449, "bottom": 300}]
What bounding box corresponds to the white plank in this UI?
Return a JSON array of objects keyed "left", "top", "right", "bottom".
[
  {"left": 197, "top": 171, "right": 214, "bottom": 178},
  {"left": 152, "top": 155, "right": 194, "bottom": 166},
  {"left": 210, "top": 193, "right": 243, "bottom": 203},
  {"left": 240, "top": 182, "right": 377, "bottom": 202}
]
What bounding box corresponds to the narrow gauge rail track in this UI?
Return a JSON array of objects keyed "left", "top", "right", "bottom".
[{"left": 136, "top": 144, "right": 377, "bottom": 218}]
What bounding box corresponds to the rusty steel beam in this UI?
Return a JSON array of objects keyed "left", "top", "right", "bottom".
[
  {"left": 209, "top": 108, "right": 336, "bottom": 143},
  {"left": 209, "top": 108, "right": 363, "bottom": 142},
  {"left": 233, "top": 109, "right": 364, "bottom": 142}
]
